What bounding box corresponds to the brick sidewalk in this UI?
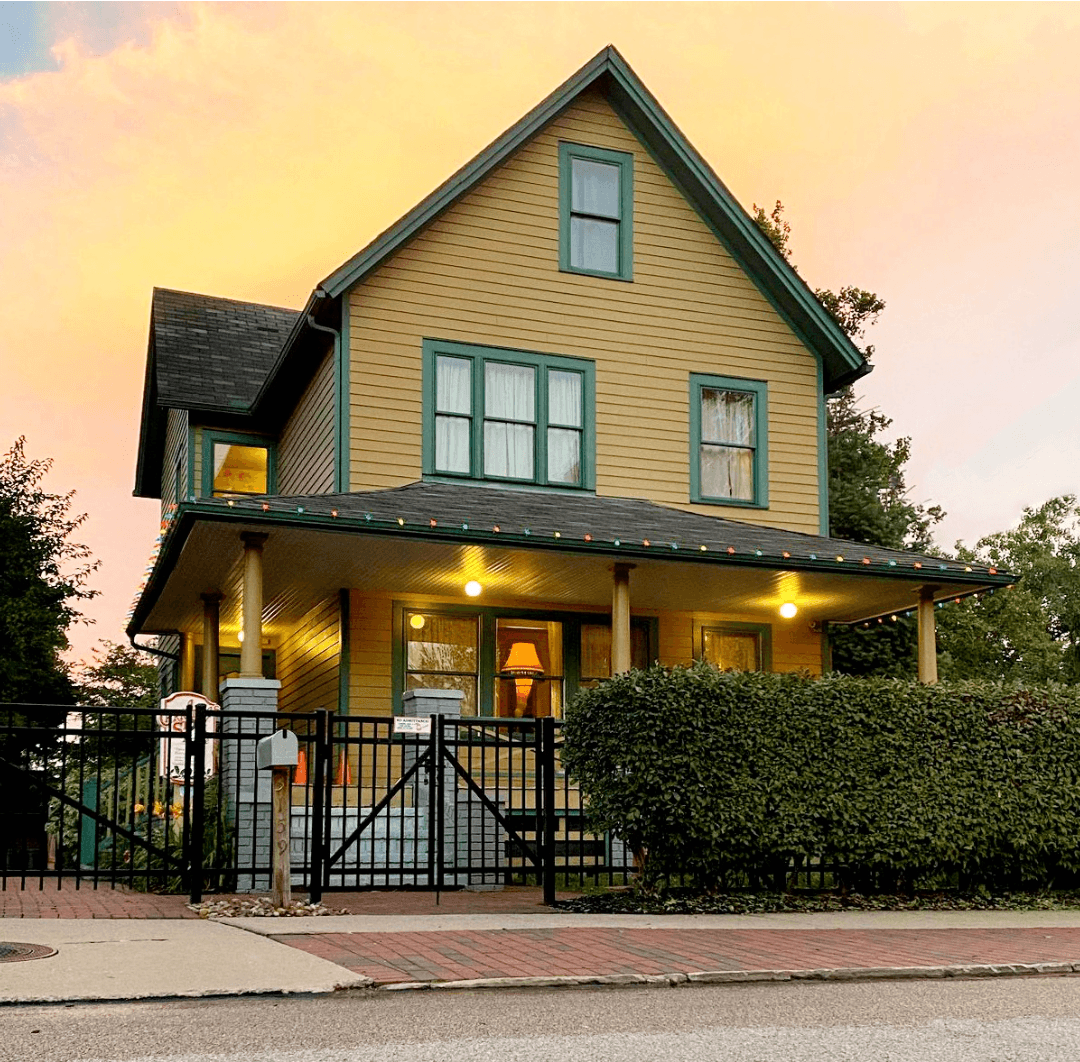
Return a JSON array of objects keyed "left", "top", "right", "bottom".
[
  {"left": 278, "top": 926, "right": 1080, "bottom": 985},
  {"left": 0, "top": 885, "right": 561, "bottom": 919}
]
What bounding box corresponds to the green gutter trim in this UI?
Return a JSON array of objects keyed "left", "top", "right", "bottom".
[
  {"left": 336, "top": 300, "right": 350, "bottom": 492},
  {"left": 126, "top": 499, "right": 1016, "bottom": 638}
]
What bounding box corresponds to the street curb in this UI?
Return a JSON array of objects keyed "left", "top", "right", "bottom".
[{"left": 371, "top": 961, "right": 1080, "bottom": 992}]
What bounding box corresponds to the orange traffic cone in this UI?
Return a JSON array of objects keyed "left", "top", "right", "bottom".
[
  {"left": 334, "top": 749, "right": 352, "bottom": 787},
  {"left": 293, "top": 749, "right": 307, "bottom": 786}
]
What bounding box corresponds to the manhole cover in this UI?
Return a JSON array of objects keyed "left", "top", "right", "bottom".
[{"left": 0, "top": 941, "right": 57, "bottom": 962}]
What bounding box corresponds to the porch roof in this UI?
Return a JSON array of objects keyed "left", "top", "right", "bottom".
[{"left": 130, "top": 482, "right": 1013, "bottom": 639}]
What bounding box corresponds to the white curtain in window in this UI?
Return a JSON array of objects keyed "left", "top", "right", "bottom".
[
  {"left": 435, "top": 356, "right": 471, "bottom": 473},
  {"left": 571, "top": 159, "right": 619, "bottom": 217},
  {"left": 437, "top": 356, "right": 471, "bottom": 414},
  {"left": 570, "top": 217, "right": 618, "bottom": 273},
  {"left": 701, "top": 389, "right": 753, "bottom": 445},
  {"left": 485, "top": 363, "right": 535, "bottom": 478},
  {"left": 701, "top": 446, "right": 754, "bottom": 500},
  {"left": 548, "top": 370, "right": 581, "bottom": 426}
]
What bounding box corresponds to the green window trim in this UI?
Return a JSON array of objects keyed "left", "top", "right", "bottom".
[
  {"left": 422, "top": 339, "right": 596, "bottom": 491},
  {"left": 694, "top": 620, "right": 773, "bottom": 673},
  {"left": 390, "top": 600, "right": 657, "bottom": 715},
  {"left": 558, "top": 141, "right": 634, "bottom": 282},
  {"left": 689, "top": 373, "right": 768, "bottom": 509},
  {"left": 199, "top": 429, "right": 277, "bottom": 498}
]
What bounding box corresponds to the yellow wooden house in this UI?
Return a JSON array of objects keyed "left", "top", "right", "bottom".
[{"left": 129, "top": 46, "right": 1008, "bottom": 721}]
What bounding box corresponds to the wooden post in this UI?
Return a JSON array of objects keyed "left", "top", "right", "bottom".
[
  {"left": 239, "top": 532, "right": 268, "bottom": 678},
  {"left": 179, "top": 632, "right": 196, "bottom": 692},
  {"left": 917, "top": 586, "right": 939, "bottom": 684},
  {"left": 200, "top": 593, "right": 222, "bottom": 698},
  {"left": 612, "top": 563, "right": 634, "bottom": 675},
  {"left": 271, "top": 765, "right": 292, "bottom": 907}
]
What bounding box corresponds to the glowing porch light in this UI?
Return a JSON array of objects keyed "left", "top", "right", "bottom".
[
  {"left": 779, "top": 603, "right": 798, "bottom": 619},
  {"left": 464, "top": 580, "right": 483, "bottom": 597},
  {"left": 409, "top": 614, "right": 426, "bottom": 630}
]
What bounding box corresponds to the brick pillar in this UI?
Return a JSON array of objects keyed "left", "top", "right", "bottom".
[{"left": 219, "top": 677, "right": 281, "bottom": 892}]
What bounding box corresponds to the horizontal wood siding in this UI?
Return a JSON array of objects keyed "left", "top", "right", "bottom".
[
  {"left": 161, "top": 408, "right": 188, "bottom": 517},
  {"left": 346, "top": 90, "right": 821, "bottom": 534},
  {"left": 277, "top": 351, "right": 335, "bottom": 496},
  {"left": 348, "top": 592, "right": 394, "bottom": 717},
  {"left": 277, "top": 595, "right": 340, "bottom": 716}
]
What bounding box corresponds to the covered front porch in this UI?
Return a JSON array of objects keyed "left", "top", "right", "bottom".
[{"left": 131, "top": 482, "right": 1013, "bottom": 714}]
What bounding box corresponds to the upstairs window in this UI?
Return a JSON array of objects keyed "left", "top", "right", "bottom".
[
  {"left": 424, "top": 340, "right": 594, "bottom": 490},
  {"left": 201, "top": 431, "right": 275, "bottom": 498},
  {"left": 559, "top": 142, "right": 633, "bottom": 281},
  {"left": 689, "top": 374, "right": 768, "bottom": 508}
]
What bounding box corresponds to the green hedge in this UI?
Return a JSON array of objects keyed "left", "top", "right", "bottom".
[{"left": 560, "top": 664, "right": 1080, "bottom": 893}]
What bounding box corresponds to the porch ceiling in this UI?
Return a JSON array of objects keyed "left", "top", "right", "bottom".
[{"left": 139, "top": 517, "right": 1003, "bottom": 640}]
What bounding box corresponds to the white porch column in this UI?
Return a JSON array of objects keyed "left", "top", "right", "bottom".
[
  {"left": 612, "top": 562, "right": 634, "bottom": 675},
  {"left": 200, "top": 592, "right": 222, "bottom": 698},
  {"left": 239, "top": 532, "right": 268, "bottom": 679},
  {"left": 179, "top": 632, "right": 196, "bottom": 692},
  {"left": 917, "top": 585, "right": 939, "bottom": 685}
]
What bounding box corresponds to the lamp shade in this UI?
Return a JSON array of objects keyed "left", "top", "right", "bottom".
[{"left": 502, "top": 641, "right": 543, "bottom": 677}]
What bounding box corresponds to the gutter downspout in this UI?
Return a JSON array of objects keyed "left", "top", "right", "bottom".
[
  {"left": 129, "top": 633, "right": 179, "bottom": 662},
  {"left": 307, "top": 291, "right": 346, "bottom": 492}
]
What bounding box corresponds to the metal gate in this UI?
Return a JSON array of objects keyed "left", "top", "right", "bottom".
[{"left": 2, "top": 702, "right": 630, "bottom": 900}]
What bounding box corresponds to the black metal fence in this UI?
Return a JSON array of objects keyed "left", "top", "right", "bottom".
[{"left": 1, "top": 702, "right": 634, "bottom": 901}]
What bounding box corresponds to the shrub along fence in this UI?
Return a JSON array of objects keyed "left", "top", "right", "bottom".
[{"left": 561, "top": 664, "right": 1080, "bottom": 895}]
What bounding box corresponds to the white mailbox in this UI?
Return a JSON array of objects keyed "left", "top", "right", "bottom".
[{"left": 256, "top": 730, "right": 299, "bottom": 770}]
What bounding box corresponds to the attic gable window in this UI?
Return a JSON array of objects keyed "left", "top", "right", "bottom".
[
  {"left": 559, "top": 142, "right": 633, "bottom": 281},
  {"left": 689, "top": 374, "right": 768, "bottom": 509},
  {"left": 423, "top": 340, "right": 595, "bottom": 491}
]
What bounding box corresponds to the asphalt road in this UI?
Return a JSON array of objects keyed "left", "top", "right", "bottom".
[{"left": 8, "top": 978, "right": 1080, "bottom": 1062}]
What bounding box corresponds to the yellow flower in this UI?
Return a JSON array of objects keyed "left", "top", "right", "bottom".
[
  {"left": 152, "top": 801, "right": 165, "bottom": 817},
  {"left": 169, "top": 802, "right": 184, "bottom": 819},
  {"left": 133, "top": 803, "right": 146, "bottom": 814}
]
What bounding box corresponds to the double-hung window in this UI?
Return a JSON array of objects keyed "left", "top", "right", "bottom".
[
  {"left": 559, "top": 142, "right": 633, "bottom": 281},
  {"left": 689, "top": 374, "right": 768, "bottom": 508},
  {"left": 424, "top": 340, "right": 594, "bottom": 490}
]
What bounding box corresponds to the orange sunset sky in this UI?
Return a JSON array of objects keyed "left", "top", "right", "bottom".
[{"left": 2, "top": 2, "right": 1078, "bottom": 665}]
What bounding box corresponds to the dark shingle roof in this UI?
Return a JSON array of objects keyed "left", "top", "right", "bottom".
[
  {"left": 151, "top": 288, "right": 300, "bottom": 411},
  {"left": 196, "top": 480, "right": 1011, "bottom": 585}
]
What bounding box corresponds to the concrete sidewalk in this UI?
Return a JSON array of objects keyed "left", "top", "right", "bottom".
[{"left": 7, "top": 908, "right": 1080, "bottom": 1003}]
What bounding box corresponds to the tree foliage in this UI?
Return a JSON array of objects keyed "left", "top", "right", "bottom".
[
  {"left": 74, "top": 640, "right": 160, "bottom": 708},
  {"left": 0, "top": 438, "right": 97, "bottom": 704},
  {"left": 938, "top": 497, "right": 1080, "bottom": 683}
]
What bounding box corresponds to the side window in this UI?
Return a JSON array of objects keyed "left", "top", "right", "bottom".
[
  {"left": 201, "top": 432, "right": 276, "bottom": 498},
  {"left": 425, "top": 341, "right": 594, "bottom": 490},
  {"left": 699, "top": 623, "right": 772, "bottom": 673},
  {"left": 690, "top": 374, "right": 768, "bottom": 508},
  {"left": 559, "top": 142, "right": 633, "bottom": 281}
]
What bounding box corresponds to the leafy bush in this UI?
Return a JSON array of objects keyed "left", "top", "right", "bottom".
[{"left": 560, "top": 664, "right": 1080, "bottom": 894}]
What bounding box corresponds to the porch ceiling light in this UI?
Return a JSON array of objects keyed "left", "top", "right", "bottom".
[
  {"left": 779, "top": 603, "right": 798, "bottom": 619},
  {"left": 409, "top": 614, "right": 426, "bottom": 630},
  {"left": 464, "top": 580, "right": 483, "bottom": 597}
]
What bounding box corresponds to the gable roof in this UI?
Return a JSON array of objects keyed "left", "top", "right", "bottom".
[
  {"left": 135, "top": 46, "right": 871, "bottom": 497},
  {"left": 151, "top": 288, "right": 300, "bottom": 411},
  {"left": 268, "top": 44, "right": 869, "bottom": 401},
  {"left": 134, "top": 288, "right": 301, "bottom": 498}
]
